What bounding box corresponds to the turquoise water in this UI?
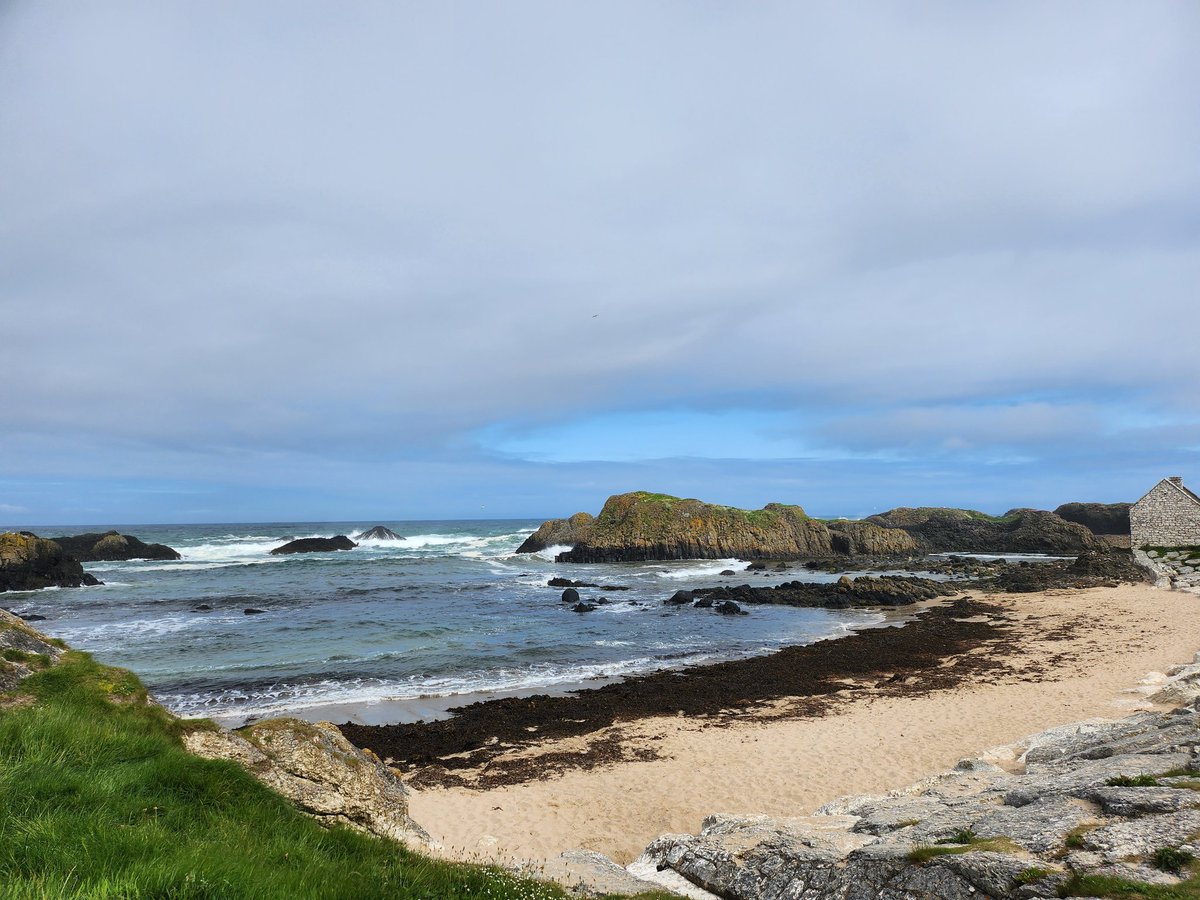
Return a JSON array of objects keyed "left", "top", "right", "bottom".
[{"left": 3, "top": 520, "right": 889, "bottom": 722}]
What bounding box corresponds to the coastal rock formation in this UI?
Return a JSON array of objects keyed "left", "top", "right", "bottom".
[
  {"left": 0, "top": 532, "right": 102, "bottom": 592},
  {"left": 826, "top": 520, "right": 920, "bottom": 555},
  {"left": 355, "top": 526, "right": 402, "bottom": 540},
  {"left": 691, "top": 575, "right": 958, "bottom": 609},
  {"left": 636, "top": 659, "right": 1200, "bottom": 899},
  {"left": 183, "top": 718, "right": 430, "bottom": 848},
  {"left": 515, "top": 512, "right": 596, "bottom": 553},
  {"left": 48, "top": 530, "right": 181, "bottom": 562},
  {"left": 0, "top": 607, "right": 66, "bottom": 692},
  {"left": 866, "top": 507, "right": 1101, "bottom": 554},
  {"left": 269, "top": 536, "right": 357, "bottom": 555},
  {"left": 1054, "top": 502, "right": 1132, "bottom": 536},
  {"left": 534, "top": 492, "right": 837, "bottom": 563}
]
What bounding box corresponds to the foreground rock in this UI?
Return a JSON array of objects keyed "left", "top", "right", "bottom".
[
  {"left": 0, "top": 607, "right": 66, "bottom": 692},
  {"left": 637, "top": 657, "right": 1200, "bottom": 899},
  {"left": 520, "top": 492, "right": 917, "bottom": 562},
  {"left": 48, "top": 530, "right": 181, "bottom": 562},
  {"left": 355, "top": 525, "right": 402, "bottom": 540},
  {"left": 866, "top": 507, "right": 1101, "bottom": 554},
  {"left": 185, "top": 718, "right": 430, "bottom": 848},
  {"left": 0, "top": 532, "right": 102, "bottom": 592},
  {"left": 269, "top": 536, "right": 357, "bottom": 555}
]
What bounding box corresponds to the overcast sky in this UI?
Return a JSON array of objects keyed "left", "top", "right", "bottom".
[{"left": 2, "top": 2, "right": 1198, "bottom": 525}]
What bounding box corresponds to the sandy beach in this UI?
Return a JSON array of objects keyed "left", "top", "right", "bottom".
[{"left": 386, "top": 583, "right": 1200, "bottom": 865}]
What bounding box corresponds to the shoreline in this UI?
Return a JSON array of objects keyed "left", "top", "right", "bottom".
[{"left": 349, "top": 583, "right": 1200, "bottom": 865}]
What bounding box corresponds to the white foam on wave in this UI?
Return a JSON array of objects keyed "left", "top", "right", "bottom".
[
  {"left": 55, "top": 614, "right": 204, "bottom": 644},
  {"left": 655, "top": 559, "right": 749, "bottom": 579},
  {"left": 530, "top": 543, "right": 572, "bottom": 561}
]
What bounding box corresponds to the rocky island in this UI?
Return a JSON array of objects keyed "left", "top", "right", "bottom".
[
  {"left": 0, "top": 531, "right": 102, "bottom": 592},
  {"left": 517, "top": 491, "right": 1102, "bottom": 562},
  {"left": 49, "top": 530, "right": 182, "bottom": 562}
]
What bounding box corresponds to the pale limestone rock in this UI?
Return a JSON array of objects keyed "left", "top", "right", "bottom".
[{"left": 184, "top": 718, "right": 430, "bottom": 848}]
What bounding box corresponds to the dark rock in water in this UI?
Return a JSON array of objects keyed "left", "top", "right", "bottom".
[
  {"left": 548, "top": 577, "right": 597, "bottom": 588},
  {"left": 22, "top": 613, "right": 47, "bottom": 621},
  {"left": 692, "top": 596, "right": 713, "bottom": 608},
  {"left": 600, "top": 584, "right": 630, "bottom": 591},
  {"left": 244, "top": 608, "right": 266, "bottom": 615},
  {"left": 714, "top": 600, "right": 747, "bottom": 615},
  {"left": 691, "top": 575, "right": 958, "bottom": 610},
  {"left": 355, "top": 526, "right": 402, "bottom": 541},
  {"left": 515, "top": 512, "right": 596, "bottom": 554},
  {"left": 49, "top": 530, "right": 181, "bottom": 562},
  {"left": 746, "top": 561, "right": 769, "bottom": 570},
  {"left": 561, "top": 588, "right": 580, "bottom": 604},
  {"left": 1054, "top": 502, "right": 1132, "bottom": 536},
  {"left": 595, "top": 596, "right": 610, "bottom": 605},
  {"left": 194, "top": 605, "right": 213, "bottom": 612},
  {"left": 665, "top": 590, "right": 693, "bottom": 605},
  {"left": 570, "top": 602, "right": 598, "bottom": 613},
  {"left": 720, "top": 569, "right": 736, "bottom": 576},
  {"left": 1, "top": 532, "right": 103, "bottom": 592},
  {"left": 269, "top": 536, "right": 357, "bottom": 555}
]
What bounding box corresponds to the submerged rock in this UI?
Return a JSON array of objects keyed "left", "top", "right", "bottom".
[
  {"left": 184, "top": 718, "right": 430, "bottom": 848},
  {"left": 354, "top": 526, "right": 402, "bottom": 541},
  {"left": 269, "top": 536, "right": 357, "bottom": 555},
  {"left": 0, "top": 532, "right": 102, "bottom": 592},
  {"left": 48, "top": 530, "right": 181, "bottom": 562}
]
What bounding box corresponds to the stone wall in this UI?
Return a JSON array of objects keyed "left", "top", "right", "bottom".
[{"left": 1130, "top": 479, "right": 1200, "bottom": 549}]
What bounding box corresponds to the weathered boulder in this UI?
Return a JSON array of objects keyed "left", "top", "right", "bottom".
[
  {"left": 866, "top": 507, "right": 1101, "bottom": 554},
  {"left": 515, "top": 512, "right": 596, "bottom": 553},
  {"left": 1054, "top": 502, "right": 1132, "bottom": 536},
  {"left": 0, "top": 532, "right": 102, "bottom": 592},
  {"left": 561, "top": 588, "right": 581, "bottom": 604},
  {"left": 0, "top": 607, "right": 66, "bottom": 692},
  {"left": 269, "top": 536, "right": 357, "bottom": 555},
  {"left": 48, "top": 530, "right": 181, "bottom": 562},
  {"left": 184, "top": 718, "right": 430, "bottom": 848},
  {"left": 354, "top": 525, "right": 402, "bottom": 541}
]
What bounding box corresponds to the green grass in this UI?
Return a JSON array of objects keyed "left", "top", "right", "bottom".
[
  {"left": 1060, "top": 873, "right": 1200, "bottom": 898},
  {"left": 1107, "top": 775, "right": 1161, "bottom": 787},
  {"left": 0, "top": 652, "right": 674, "bottom": 900},
  {"left": 907, "top": 833, "right": 1021, "bottom": 863}
]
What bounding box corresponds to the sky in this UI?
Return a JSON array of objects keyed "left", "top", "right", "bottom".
[{"left": 2, "top": 2, "right": 1199, "bottom": 526}]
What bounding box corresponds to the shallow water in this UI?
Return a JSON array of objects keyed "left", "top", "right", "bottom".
[{"left": 5, "top": 520, "right": 897, "bottom": 722}]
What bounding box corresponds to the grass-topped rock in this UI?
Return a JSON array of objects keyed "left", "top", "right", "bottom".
[{"left": 519, "top": 492, "right": 917, "bottom": 562}]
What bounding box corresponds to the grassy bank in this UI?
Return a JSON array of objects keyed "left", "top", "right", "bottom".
[{"left": 0, "top": 651, "right": 672, "bottom": 899}]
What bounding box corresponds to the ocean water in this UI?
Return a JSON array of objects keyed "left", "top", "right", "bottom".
[{"left": 3, "top": 520, "right": 899, "bottom": 724}]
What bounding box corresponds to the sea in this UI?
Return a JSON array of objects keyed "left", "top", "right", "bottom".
[{"left": 3, "top": 520, "right": 916, "bottom": 726}]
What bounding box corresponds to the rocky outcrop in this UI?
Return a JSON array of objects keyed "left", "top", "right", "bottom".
[
  {"left": 826, "top": 520, "right": 919, "bottom": 555},
  {"left": 184, "top": 718, "right": 430, "bottom": 848},
  {"left": 355, "top": 526, "right": 402, "bottom": 540},
  {"left": 515, "top": 512, "right": 596, "bottom": 553},
  {"left": 1055, "top": 502, "right": 1132, "bottom": 536},
  {"left": 269, "top": 536, "right": 357, "bottom": 555},
  {"left": 0, "top": 532, "right": 102, "bottom": 592},
  {"left": 692, "top": 575, "right": 959, "bottom": 609},
  {"left": 866, "top": 507, "right": 1101, "bottom": 554},
  {"left": 48, "top": 530, "right": 181, "bottom": 562},
  {"left": 524, "top": 493, "right": 876, "bottom": 563},
  {"left": 0, "top": 607, "right": 66, "bottom": 692},
  {"left": 635, "top": 656, "right": 1200, "bottom": 899}
]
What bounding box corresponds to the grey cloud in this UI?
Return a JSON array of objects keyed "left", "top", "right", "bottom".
[{"left": 2, "top": 2, "right": 1198, "bottom": 488}]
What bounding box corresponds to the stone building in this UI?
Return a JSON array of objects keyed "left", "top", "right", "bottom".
[{"left": 1130, "top": 476, "right": 1200, "bottom": 549}]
